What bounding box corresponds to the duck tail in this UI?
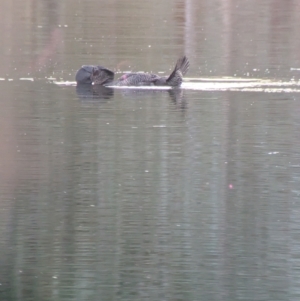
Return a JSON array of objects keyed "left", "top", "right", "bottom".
[{"left": 166, "top": 56, "right": 190, "bottom": 87}]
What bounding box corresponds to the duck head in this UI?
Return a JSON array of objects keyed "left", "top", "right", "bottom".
[{"left": 76, "top": 65, "right": 114, "bottom": 85}]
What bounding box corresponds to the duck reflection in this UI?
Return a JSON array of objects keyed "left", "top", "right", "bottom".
[
  {"left": 76, "top": 84, "right": 114, "bottom": 101},
  {"left": 119, "top": 88, "right": 186, "bottom": 108},
  {"left": 76, "top": 84, "right": 186, "bottom": 109},
  {"left": 168, "top": 89, "right": 187, "bottom": 109}
]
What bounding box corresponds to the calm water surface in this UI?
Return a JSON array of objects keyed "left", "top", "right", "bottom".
[{"left": 1, "top": 1, "right": 300, "bottom": 301}]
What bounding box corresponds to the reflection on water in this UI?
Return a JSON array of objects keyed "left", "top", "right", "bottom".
[
  {"left": 1, "top": 1, "right": 300, "bottom": 301},
  {"left": 76, "top": 84, "right": 114, "bottom": 100}
]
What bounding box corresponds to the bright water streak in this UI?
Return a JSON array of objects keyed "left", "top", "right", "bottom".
[{"left": 54, "top": 77, "right": 300, "bottom": 93}]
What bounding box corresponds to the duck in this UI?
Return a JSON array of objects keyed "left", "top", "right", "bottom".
[{"left": 75, "top": 56, "right": 189, "bottom": 87}]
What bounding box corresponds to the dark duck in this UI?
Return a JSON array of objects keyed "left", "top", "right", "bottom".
[{"left": 75, "top": 56, "right": 189, "bottom": 87}]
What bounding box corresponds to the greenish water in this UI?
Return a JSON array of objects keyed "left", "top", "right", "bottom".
[{"left": 1, "top": 1, "right": 300, "bottom": 301}]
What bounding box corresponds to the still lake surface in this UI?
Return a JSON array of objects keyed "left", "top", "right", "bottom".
[{"left": 1, "top": 1, "right": 300, "bottom": 300}]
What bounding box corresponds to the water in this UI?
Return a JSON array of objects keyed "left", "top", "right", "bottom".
[{"left": 1, "top": 1, "right": 300, "bottom": 301}]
